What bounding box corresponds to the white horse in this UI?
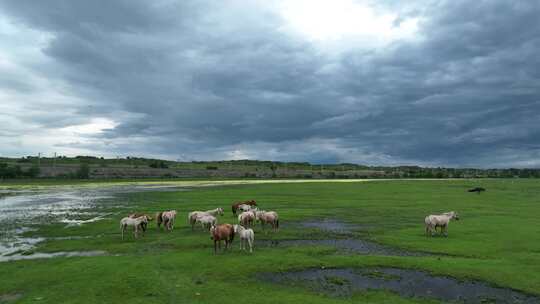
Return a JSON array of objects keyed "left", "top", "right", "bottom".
[
  {"left": 238, "top": 204, "right": 255, "bottom": 212},
  {"left": 162, "top": 210, "right": 177, "bottom": 231},
  {"left": 120, "top": 215, "right": 149, "bottom": 240},
  {"left": 425, "top": 211, "right": 459, "bottom": 237},
  {"left": 197, "top": 214, "right": 217, "bottom": 230},
  {"left": 188, "top": 208, "right": 224, "bottom": 230},
  {"left": 233, "top": 224, "right": 254, "bottom": 253},
  {"left": 255, "top": 210, "right": 279, "bottom": 232},
  {"left": 237, "top": 211, "right": 256, "bottom": 227}
]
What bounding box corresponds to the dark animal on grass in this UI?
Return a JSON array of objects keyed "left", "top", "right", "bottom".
[
  {"left": 210, "top": 224, "right": 235, "bottom": 254},
  {"left": 468, "top": 187, "right": 486, "bottom": 194},
  {"left": 128, "top": 213, "right": 153, "bottom": 232},
  {"left": 231, "top": 200, "right": 257, "bottom": 215}
]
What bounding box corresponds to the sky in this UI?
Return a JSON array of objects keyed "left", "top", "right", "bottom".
[{"left": 0, "top": 0, "right": 539, "bottom": 168}]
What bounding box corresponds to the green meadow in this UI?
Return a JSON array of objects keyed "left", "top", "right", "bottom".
[{"left": 1, "top": 179, "right": 540, "bottom": 303}]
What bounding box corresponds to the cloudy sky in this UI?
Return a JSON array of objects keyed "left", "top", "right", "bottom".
[{"left": 1, "top": 1, "right": 539, "bottom": 168}]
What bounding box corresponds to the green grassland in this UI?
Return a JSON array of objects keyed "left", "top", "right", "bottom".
[{"left": 1, "top": 179, "right": 539, "bottom": 303}]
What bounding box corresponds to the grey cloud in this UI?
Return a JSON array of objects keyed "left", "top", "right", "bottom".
[{"left": 0, "top": 0, "right": 539, "bottom": 167}]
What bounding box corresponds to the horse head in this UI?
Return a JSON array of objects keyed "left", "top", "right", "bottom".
[{"left": 210, "top": 225, "right": 217, "bottom": 239}]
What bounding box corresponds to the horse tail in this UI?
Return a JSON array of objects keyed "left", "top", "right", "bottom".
[
  {"left": 276, "top": 219, "right": 279, "bottom": 230},
  {"left": 229, "top": 227, "right": 235, "bottom": 242}
]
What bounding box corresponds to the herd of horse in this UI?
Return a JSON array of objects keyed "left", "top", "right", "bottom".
[
  {"left": 119, "top": 200, "right": 279, "bottom": 253},
  {"left": 120, "top": 197, "right": 461, "bottom": 253}
]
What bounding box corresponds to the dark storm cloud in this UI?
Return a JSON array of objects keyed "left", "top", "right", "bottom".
[{"left": 1, "top": 0, "right": 539, "bottom": 167}]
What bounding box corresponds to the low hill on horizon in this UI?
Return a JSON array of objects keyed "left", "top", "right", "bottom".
[{"left": 1, "top": 156, "right": 539, "bottom": 179}]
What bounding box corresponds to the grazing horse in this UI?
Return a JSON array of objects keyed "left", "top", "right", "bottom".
[
  {"left": 231, "top": 200, "right": 257, "bottom": 215},
  {"left": 161, "top": 210, "right": 177, "bottom": 231},
  {"left": 188, "top": 208, "right": 224, "bottom": 230},
  {"left": 128, "top": 213, "right": 153, "bottom": 232},
  {"left": 255, "top": 210, "right": 279, "bottom": 232},
  {"left": 233, "top": 225, "right": 255, "bottom": 253},
  {"left": 238, "top": 211, "right": 255, "bottom": 228},
  {"left": 210, "top": 224, "right": 235, "bottom": 254},
  {"left": 120, "top": 215, "right": 149, "bottom": 240},
  {"left": 468, "top": 187, "right": 486, "bottom": 194},
  {"left": 425, "top": 211, "right": 459, "bottom": 237},
  {"left": 197, "top": 214, "right": 217, "bottom": 230}
]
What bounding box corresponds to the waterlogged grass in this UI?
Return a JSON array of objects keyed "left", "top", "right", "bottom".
[{"left": 1, "top": 179, "right": 540, "bottom": 303}]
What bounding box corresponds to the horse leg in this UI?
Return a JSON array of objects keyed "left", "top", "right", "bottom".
[{"left": 443, "top": 224, "right": 448, "bottom": 237}]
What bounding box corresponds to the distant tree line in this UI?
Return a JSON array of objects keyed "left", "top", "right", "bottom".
[
  {"left": 0, "top": 162, "right": 40, "bottom": 178},
  {"left": 384, "top": 166, "right": 540, "bottom": 178},
  {"left": 0, "top": 157, "right": 539, "bottom": 179}
]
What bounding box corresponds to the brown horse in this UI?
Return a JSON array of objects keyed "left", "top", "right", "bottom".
[
  {"left": 210, "top": 224, "right": 235, "bottom": 254},
  {"left": 128, "top": 213, "right": 153, "bottom": 232},
  {"left": 231, "top": 200, "right": 257, "bottom": 215},
  {"left": 155, "top": 211, "right": 164, "bottom": 230}
]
